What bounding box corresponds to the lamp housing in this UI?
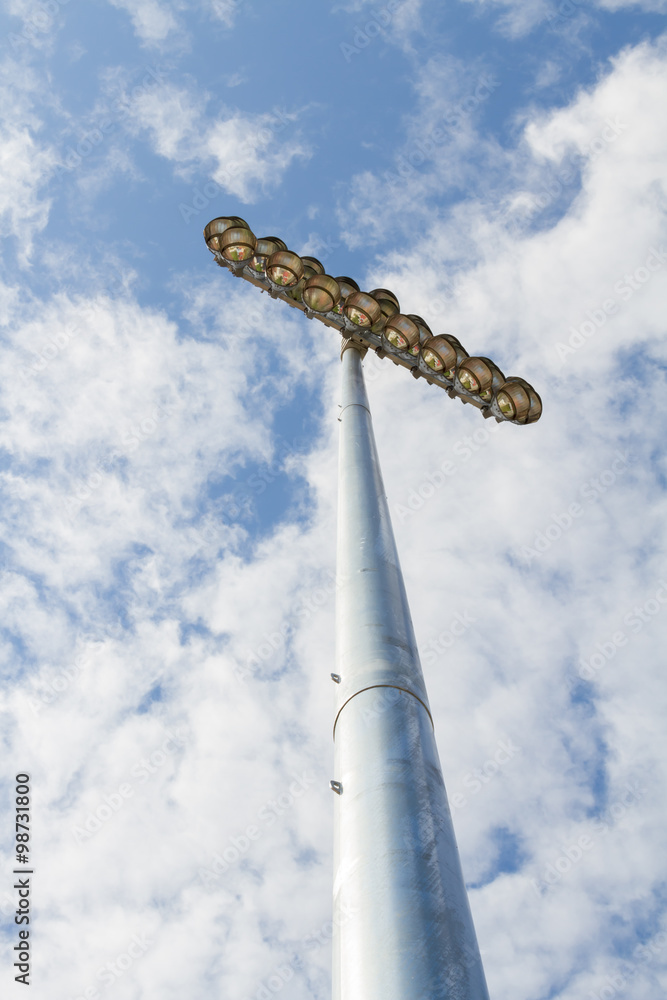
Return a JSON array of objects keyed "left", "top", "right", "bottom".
[
  {"left": 456, "top": 356, "right": 505, "bottom": 401},
  {"left": 303, "top": 274, "right": 341, "bottom": 313},
  {"left": 343, "top": 292, "right": 383, "bottom": 330},
  {"left": 494, "top": 377, "right": 542, "bottom": 424},
  {"left": 204, "top": 217, "right": 251, "bottom": 253},
  {"left": 406, "top": 314, "right": 433, "bottom": 357},
  {"left": 249, "top": 237, "right": 285, "bottom": 273},
  {"left": 218, "top": 227, "right": 256, "bottom": 262},
  {"left": 301, "top": 256, "right": 325, "bottom": 278},
  {"left": 421, "top": 335, "right": 467, "bottom": 379},
  {"left": 383, "top": 314, "right": 420, "bottom": 353},
  {"left": 369, "top": 288, "right": 400, "bottom": 333},
  {"left": 266, "top": 250, "right": 304, "bottom": 288},
  {"left": 332, "top": 277, "right": 360, "bottom": 316},
  {"left": 369, "top": 288, "right": 400, "bottom": 312},
  {"left": 286, "top": 257, "right": 325, "bottom": 302}
]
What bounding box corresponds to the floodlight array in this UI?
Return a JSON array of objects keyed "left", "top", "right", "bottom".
[{"left": 204, "top": 217, "right": 542, "bottom": 424}]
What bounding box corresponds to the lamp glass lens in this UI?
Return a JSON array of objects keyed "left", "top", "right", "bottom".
[
  {"left": 423, "top": 348, "right": 444, "bottom": 372},
  {"left": 224, "top": 244, "right": 253, "bottom": 261},
  {"left": 304, "top": 288, "right": 333, "bottom": 312},
  {"left": 347, "top": 307, "right": 370, "bottom": 327},
  {"left": 268, "top": 266, "right": 297, "bottom": 286},
  {"left": 497, "top": 391, "right": 516, "bottom": 417},
  {"left": 250, "top": 255, "right": 268, "bottom": 272},
  {"left": 386, "top": 329, "right": 408, "bottom": 350},
  {"left": 459, "top": 370, "right": 480, "bottom": 392}
]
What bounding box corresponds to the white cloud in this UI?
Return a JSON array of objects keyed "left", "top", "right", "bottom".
[
  {"left": 107, "top": 0, "right": 183, "bottom": 44},
  {"left": 458, "top": 0, "right": 667, "bottom": 36},
  {"left": 0, "top": 268, "right": 343, "bottom": 996},
  {"left": 126, "top": 82, "right": 311, "bottom": 201},
  {"left": 105, "top": 0, "right": 247, "bottom": 46},
  {"left": 459, "top": 0, "right": 551, "bottom": 36},
  {"left": 0, "top": 60, "right": 56, "bottom": 260},
  {"left": 207, "top": 0, "right": 243, "bottom": 28}
]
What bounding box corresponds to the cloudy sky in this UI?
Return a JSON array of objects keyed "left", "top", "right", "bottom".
[{"left": 1, "top": 0, "right": 666, "bottom": 998}]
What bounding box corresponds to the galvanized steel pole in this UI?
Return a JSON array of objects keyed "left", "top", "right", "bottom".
[{"left": 332, "top": 343, "right": 490, "bottom": 1000}]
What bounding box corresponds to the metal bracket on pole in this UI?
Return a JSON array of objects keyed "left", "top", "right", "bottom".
[{"left": 340, "top": 337, "right": 367, "bottom": 361}]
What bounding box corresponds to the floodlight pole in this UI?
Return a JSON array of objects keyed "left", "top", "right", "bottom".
[
  {"left": 332, "top": 342, "right": 490, "bottom": 1000},
  {"left": 204, "top": 214, "right": 539, "bottom": 997}
]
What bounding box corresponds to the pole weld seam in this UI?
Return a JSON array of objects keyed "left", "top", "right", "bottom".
[
  {"left": 339, "top": 401, "right": 371, "bottom": 418},
  {"left": 333, "top": 683, "right": 434, "bottom": 740}
]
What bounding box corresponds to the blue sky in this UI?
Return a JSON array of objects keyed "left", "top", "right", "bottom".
[{"left": 1, "top": 1, "right": 666, "bottom": 998}]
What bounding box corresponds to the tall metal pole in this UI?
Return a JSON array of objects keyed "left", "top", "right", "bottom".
[{"left": 332, "top": 343, "right": 490, "bottom": 1000}]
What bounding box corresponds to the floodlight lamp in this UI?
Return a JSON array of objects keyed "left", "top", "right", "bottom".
[
  {"left": 457, "top": 356, "right": 505, "bottom": 401},
  {"left": 343, "top": 291, "right": 382, "bottom": 330},
  {"left": 525, "top": 387, "right": 542, "bottom": 423},
  {"left": 204, "top": 217, "right": 250, "bottom": 253},
  {"left": 218, "top": 227, "right": 257, "bottom": 262},
  {"left": 303, "top": 274, "right": 341, "bottom": 313},
  {"left": 495, "top": 377, "right": 542, "bottom": 423},
  {"left": 421, "top": 335, "right": 466, "bottom": 379},
  {"left": 266, "top": 251, "right": 304, "bottom": 288},
  {"left": 249, "top": 237, "right": 284, "bottom": 273},
  {"left": 300, "top": 256, "right": 325, "bottom": 278},
  {"left": 332, "top": 277, "right": 360, "bottom": 315},
  {"left": 383, "top": 314, "right": 420, "bottom": 353},
  {"left": 369, "top": 288, "right": 400, "bottom": 312},
  {"left": 285, "top": 257, "right": 326, "bottom": 302},
  {"left": 406, "top": 314, "right": 432, "bottom": 356},
  {"left": 368, "top": 288, "right": 399, "bottom": 333}
]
